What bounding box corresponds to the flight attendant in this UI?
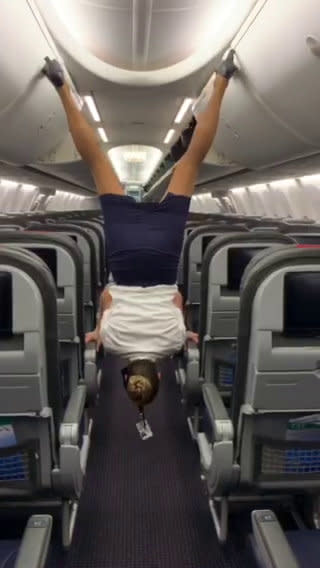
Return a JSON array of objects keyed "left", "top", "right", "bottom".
[{"left": 43, "top": 51, "right": 237, "bottom": 413}]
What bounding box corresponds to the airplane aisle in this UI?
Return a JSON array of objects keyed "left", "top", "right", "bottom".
[{"left": 51, "top": 354, "right": 254, "bottom": 568}]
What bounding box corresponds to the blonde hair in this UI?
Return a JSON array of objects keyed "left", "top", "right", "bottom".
[{"left": 126, "top": 360, "right": 159, "bottom": 409}]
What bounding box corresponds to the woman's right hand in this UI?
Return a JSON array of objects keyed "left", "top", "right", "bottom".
[{"left": 85, "top": 329, "right": 102, "bottom": 351}]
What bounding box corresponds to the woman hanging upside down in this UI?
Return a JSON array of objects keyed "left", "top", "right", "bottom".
[{"left": 43, "top": 51, "right": 237, "bottom": 414}]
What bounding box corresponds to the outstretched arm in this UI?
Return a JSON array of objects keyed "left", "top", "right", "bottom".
[
  {"left": 167, "top": 50, "right": 237, "bottom": 199},
  {"left": 85, "top": 288, "right": 112, "bottom": 349},
  {"left": 43, "top": 58, "right": 123, "bottom": 197}
]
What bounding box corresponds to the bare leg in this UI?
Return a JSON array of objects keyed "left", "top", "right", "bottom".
[
  {"left": 43, "top": 59, "right": 123, "bottom": 196},
  {"left": 166, "top": 50, "right": 237, "bottom": 198}
]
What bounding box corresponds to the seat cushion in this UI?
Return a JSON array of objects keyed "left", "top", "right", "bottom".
[
  {"left": 287, "top": 529, "right": 320, "bottom": 568},
  {"left": 0, "top": 540, "right": 19, "bottom": 567}
]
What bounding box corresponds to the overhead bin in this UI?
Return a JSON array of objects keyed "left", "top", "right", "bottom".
[
  {"left": 0, "top": 1, "right": 71, "bottom": 165},
  {"left": 36, "top": 0, "right": 257, "bottom": 86},
  {"left": 195, "top": 0, "right": 320, "bottom": 170}
]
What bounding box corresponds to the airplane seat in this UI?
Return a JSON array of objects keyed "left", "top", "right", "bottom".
[
  {"left": 181, "top": 224, "right": 248, "bottom": 332},
  {"left": 281, "top": 223, "right": 320, "bottom": 245},
  {"left": 0, "top": 247, "right": 90, "bottom": 549},
  {"left": 77, "top": 219, "right": 108, "bottom": 286},
  {"left": 0, "top": 224, "right": 24, "bottom": 231},
  {"left": 249, "top": 220, "right": 285, "bottom": 230},
  {"left": 177, "top": 223, "right": 204, "bottom": 288},
  {"left": 27, "top": 222, "right": 97, "bottom": 332},
  {"left": 0, "top": 515, "right": 53, "bottom": 568},
  {"left": 251, "top": 225, "right": 282, "bottom": 232},
  {"left": 70, "top": 220, "right": 107, "bottom": 291},
  {"left": 197, "top": 246, "right": 320, "bottom": 543},
  {"left": 178, "top": 232, "right": 294, "bottom": 439},
  {"left": 251, "top": 509, "right": 320, "bottom": 568},
  {"left": 0, "top": 232, "right": 99, "bottom": 403}
]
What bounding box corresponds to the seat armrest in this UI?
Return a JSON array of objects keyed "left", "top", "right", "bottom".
[
  {"left": 15, "top": 515, "right": 52, "bottom": 568},
  {"left": 84, "top": 341, "right": 96, "bottom": 363},
  {"left": 252, "top": 510, "right": 299, "bottom": 568},
  {"left": 60, "top": 385, "right": 87, "bottom": 445},
  {"left": 186, "top": 340, "right": 199, "bottom": 362},
  {"left": 202, "top": 383, "right": 233, "bottom": 442}
]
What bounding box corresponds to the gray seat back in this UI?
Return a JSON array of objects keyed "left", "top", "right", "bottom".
[
  {"left": 200, "top": 233, "right": 294, "bottom": 343},
  {"left": 232, "top": 246, "right": 320, "bottom": 491},
  {"left": 199, "top": 232, "right": 293, "bottom": 390},
  {"left": 70, "top": 221, "right": 104, "bottom": 288},
  {"left": 282, "top": 224, "right": 320, "bottom": 245},
  {"left": 28, "top": 223, "right": 97, "bottom": 330},
  {"left": 76, "top": 219, "right": 107, "bottom": 286},
  {"left": 183, "top": 224, "right": 248, "bottom": 304},
  {"left": 28, "top": 223, "right": 95, "bottom": 307},
  {"left": 0, "top": 231, "right": 83, "bottom": 344},
  {"left": 0, "top": 247, "right": 62, "bottom": 497}
]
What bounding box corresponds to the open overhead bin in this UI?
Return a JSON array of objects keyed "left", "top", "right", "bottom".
[
  {"left": 0, "top": 0, "right": 78, "bottom": 165},
  {"left": 195, "top": 0, "right": 320, "bottom": 170}
]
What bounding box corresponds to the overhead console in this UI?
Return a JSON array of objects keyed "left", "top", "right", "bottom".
[
  {"left": 194, "top": 0, "right": 320, "bottom": 170},
  {"left": 0, "top": 1, "right": 74, "bottom": 165}
]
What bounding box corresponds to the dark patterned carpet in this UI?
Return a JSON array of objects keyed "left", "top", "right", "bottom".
[{"left": 0, "top": 354, "right": 255, "bottom": 567}]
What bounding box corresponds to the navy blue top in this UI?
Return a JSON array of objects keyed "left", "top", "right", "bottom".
[{"left": 100, "top": 192, "right": 190, "bottom": 287}]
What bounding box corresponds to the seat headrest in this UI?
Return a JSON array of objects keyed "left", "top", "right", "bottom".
[{"left": 293, "top": 234, "right": 320, "bottom": 244}]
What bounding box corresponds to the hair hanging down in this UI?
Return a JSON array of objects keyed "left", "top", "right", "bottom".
[{"left": 126, "top": 359, "right": 159, "bottom": 410}]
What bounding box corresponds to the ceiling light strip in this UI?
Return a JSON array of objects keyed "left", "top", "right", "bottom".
[
  {"left": 84, "top": 95, "right": 101, "bottom": 122},
  {"left": 164, "top": 129, "right": 175, "bottom": 144},
  {"left": 0, "top": 179, "right": 18, "bottom": 188},
  {"left": 98, "top": 127, "right": 108, "bottom": 143},
  {"left": 229, "top": 173, "right": 320, "bottom": 193},
  {"left": 174, "top": 98, "right": 193, "bottom": 124}
]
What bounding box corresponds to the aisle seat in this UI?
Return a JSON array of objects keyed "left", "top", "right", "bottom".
[
  {"left": 0, "top": 515, "right": 52, "bottom": 568},
  {"left": 0, "top": 231, "right": 99, "bottom": 403},
  {"left": 0, "top": 247, "right": 91, "bottom": 549},
  {"left": 197, "top": 246, "right": 320, "bottom": 543},
  {"left": 251, "top": 509, "right": 320, "bottom": 568}
]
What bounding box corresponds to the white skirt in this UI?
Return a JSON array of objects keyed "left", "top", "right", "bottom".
[{"left": 99, "top": 284, "right": 186, "bottom": 361}]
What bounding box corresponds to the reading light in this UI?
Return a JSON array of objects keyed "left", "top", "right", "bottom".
[
  {"left": 84, "top": 95, "right": 100, "bottom": 122},
  {"left": 174, "top": 98, "right": 193, "bottom": 124},
  {"left": 164, "top": 129, "right": 175, "bottom": 144},
  {"left": 98, "top": 127, "right": 108, "bottom": 143}
]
